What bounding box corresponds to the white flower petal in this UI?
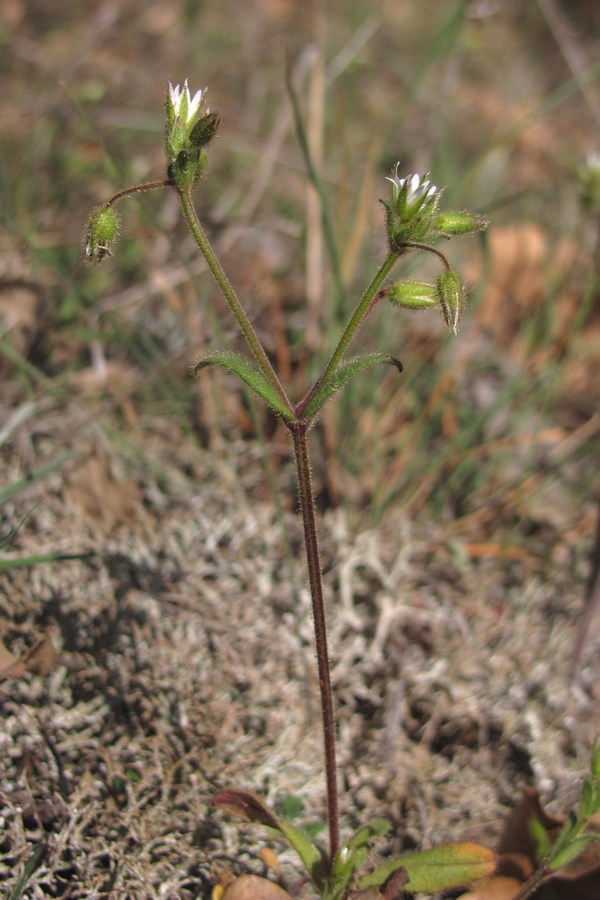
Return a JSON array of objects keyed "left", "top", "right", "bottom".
[{"left": 187, "top": 88, "right": 204, "bottom": 122}]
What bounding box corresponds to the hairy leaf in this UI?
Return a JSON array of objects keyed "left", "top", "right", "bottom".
[
  {"left": 302, "top": 353, "right": 402, "bottom": 419},
  {"left": 359, "top": 841, "right": 496, "bottom": 893},
  {"left": 191, "top": 351, "right": 293, "bottom": 420}
]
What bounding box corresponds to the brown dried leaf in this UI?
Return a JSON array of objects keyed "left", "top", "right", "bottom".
[
  {"left": 457, "top": 874, "right": 522, "bottom": 899},
  {"left": 64, "top": 453, "right": 143, "bottom": 537},
  {"left": 495, "top": 787, "right": 600, "bottom": 898},
  {"left": 23, "top": 631, "right": 60, "bottom": 676},
  {"left": 0, "top": 636, "right": 26, "bottom": 679},
  {"left": 498, "top": 787, "right": 564, "bottom": 859},
  {"left": 221, "top": 875, "right": 293, "bottom": 899}
]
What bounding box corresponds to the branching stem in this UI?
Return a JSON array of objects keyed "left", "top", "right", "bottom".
[
  {"left": 299, "top": 250, "right": 400, "bottom": 415},
  {"left": 177, "top": 188, "right": 293, "bottom": 415}
]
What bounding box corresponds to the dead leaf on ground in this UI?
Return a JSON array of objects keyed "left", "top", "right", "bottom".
[
  {"left": 0, "top": 635, "right": 26, "bottom": 679},
  {"left": 22, "top": 630, "right": 60, "bottom": 676},
  {"left": 469, "top": 787, "right": 600, "bottom": 899},
  {"left": 221, "top": 874, "right": 293, "bottom": 899},
  {"left": 64, "top": 452, "right": 145, "bottom": 537},
  {"left": 0, "top": 631, "right": 60, "bottom": 680},
  {"left": 457, "top": 874, "right": 523, "bottom": 899}
]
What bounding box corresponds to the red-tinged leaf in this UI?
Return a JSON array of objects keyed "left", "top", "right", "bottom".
[
  {"left": 212, "top": 789, "right": 324, "bottom": 885},
  {"left": 213, "top": 789, "right": 280, "bottom": 830}
]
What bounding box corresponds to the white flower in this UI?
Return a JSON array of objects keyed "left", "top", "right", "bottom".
[
  {"left": 387, "top": 164, "right": 439, "bottom": 205},
  {"left": 167, "top": 80, "right": 205, "bottom": 125}
]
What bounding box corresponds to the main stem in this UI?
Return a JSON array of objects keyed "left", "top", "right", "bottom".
[{"left": 290, "top": 421, "right": 340, "bottom": 866}]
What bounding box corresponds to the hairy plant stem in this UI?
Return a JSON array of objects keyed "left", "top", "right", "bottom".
[
  {"left": 299, "top": 250, "right": 400, "bottom": 415},
  {"left": 290, "top": 420, "right": 340, "bottom": 867},
  {"left": 512, "top": 865, "right": 551, "bottom": 900},
  {"left": 177, "top": 189, "right": 293, "bottom": 415}
]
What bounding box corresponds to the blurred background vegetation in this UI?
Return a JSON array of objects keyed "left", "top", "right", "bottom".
[{"left": 1, "top": 0, "right": 599, "bottom": 540}]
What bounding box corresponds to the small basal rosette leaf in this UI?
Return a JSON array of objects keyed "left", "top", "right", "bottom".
[
  {"left": 213, "top": 789, "right": 326, "bottom": 888},
  {"left": 190, "top": 351, "right": 294, "bottom": 421},
  {"left": 301, "top": 353, "right": 402, "bottom": 419},
  {"left": 359, "top": 841, "right": 496, "bottom": 894}
]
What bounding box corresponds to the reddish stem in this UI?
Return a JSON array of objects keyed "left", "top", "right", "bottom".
[{"left": 289, "top": 420, "right": 340, "bottom": 867}]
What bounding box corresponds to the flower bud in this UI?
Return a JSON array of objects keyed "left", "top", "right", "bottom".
[
  {"left": 388, "top": 280, "right": 438, "bottom": 310},
  {"left": 577, "top": 152, "right": 600, "bottom": 215},
  {"left": 433, "top": 210, "right": 487, "bottom": 236},
  {"left": 436, "top": 270, "right": 464, "bottom": 334},
  {"left": 383, "top": 164, "right": 442, "bottom": 249},
  {"left": 189, "top": 111, "right": 220, "bottom": 148},
  {"left": 84, "top": 205, "right": 120, "bottom": 263}
]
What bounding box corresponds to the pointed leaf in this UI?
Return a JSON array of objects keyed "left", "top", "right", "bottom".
[
  {"left": 191, "top": 351, "right": 293, "bottom": 421},
  {"left": 550, "top": 834, "right": 600, "bottom": 871},
  {"left": 359, "top": 841, "right": 496, "bottom": 893},
  {"left": 212, "top": 789, "right": 325, "bottom": 886},
  {"left": 302, "top": 353, "right": 402, "bottom": 419}
]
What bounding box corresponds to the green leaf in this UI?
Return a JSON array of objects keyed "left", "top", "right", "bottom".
[
  {"left": 191, "top": 351, "right": 294, "bottom": 421},
  {"left": 549, "top": 834, "right": 600, "bottom": 871},
  {"left": 302, "top": 353, "right": 402, "bottom": 419},
  {"left": 591, "top": 743, "right": 600, "bottom": 780},
  {"left": 212, "top": 789, "right": 326, "bottom": 887},
  {"left": 276, "top": 819, "right": 326, "bottom": 885},
  {"left": 579, "top": 778, "right": 599, "bottom": 819},
  {"left": 359, "top": 841, "right": 496, "bottom": 893},
  {"left": 529, "top": 818, "right": 551, "bottom": 861}
]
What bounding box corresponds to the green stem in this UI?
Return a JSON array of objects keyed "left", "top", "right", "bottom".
[
  {"left": 290, "top": 421, "right": 340, "bottom": 868},
  {"left": 299, "top": 250, "right": 400, "bottom": 415},
  {"left": 177, "top": 188, "right": 293, "bottom": 415}
]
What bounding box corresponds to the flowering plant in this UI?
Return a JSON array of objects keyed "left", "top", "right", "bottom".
[{"left": 85, "top": 81, "right": 599, "bottom": 900}]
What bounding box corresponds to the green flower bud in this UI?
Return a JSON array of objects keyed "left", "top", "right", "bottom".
[
  {"left": 84, "top": 204, "right": 120, "bottom": 263},
  {"left": 436, "top": 270, "right": 464, "bottom": 334},
  {"left": 577, "top": 152, "right": 600, "bottom": 214},
  {"left": 433, "top": 210, "right": 488, "bottom": 236},
  {"left": 388, "top": 280, "right": 438, "bottom": 310},
  {"left": 189, "top": 111, "right": 220, "bottom": 148}
]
